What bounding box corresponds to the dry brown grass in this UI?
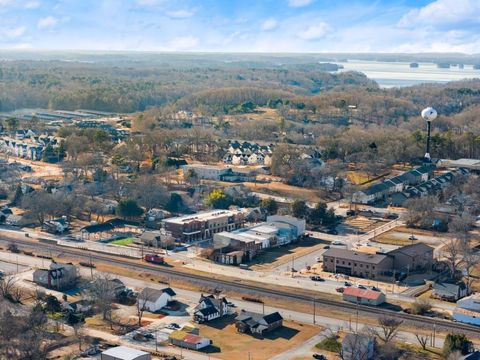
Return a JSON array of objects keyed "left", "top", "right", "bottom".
[{"left": 197, "top": 319, "right": 320, "bottom": 360}]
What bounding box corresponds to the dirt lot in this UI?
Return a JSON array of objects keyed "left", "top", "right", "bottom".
[
  {"left": 243, "top": 181, "right": 335, "bottom": 202},
  {"left": 197, "top": 317, "right": 320, "bottom": 360},
  {"left": 250, "top": 237, "right": 328, "bottom": 271}
]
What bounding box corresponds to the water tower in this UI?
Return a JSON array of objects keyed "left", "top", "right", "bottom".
[{"left": 421, "top": 107, "right": 437, "bottom": 161}]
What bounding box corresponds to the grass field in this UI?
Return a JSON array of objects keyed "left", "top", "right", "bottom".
[
  {"left": 110, "top": 237, "right": 136, "bottom": 246},
  {"left": 197, "top": 318, "right": 320, "bottom": 360}
]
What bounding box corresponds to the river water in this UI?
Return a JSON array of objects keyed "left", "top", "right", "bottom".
[{"left": 336, "top": 60, "right": 480, "bottom": 88}]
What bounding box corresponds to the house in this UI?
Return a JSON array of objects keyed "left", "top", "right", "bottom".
[
  {"left": 353, "top": 165, "right": 435, "bottom": 205},
  {"left": 193, "top": 294, "right": 233, "bottom": 323},
  {"left": 433, "top": 281, "right": 468, "bottom": 301},
  {"left": 235, "top": 310, "right": 283, "bottom": 335},
  {"left": 137, "top": 287, "right": 176, "bottom": 312},
  {"left": 169, "top": 331, "right": 212, "bottom": 350},
  {"left": 224, "top": 140, "right": 274, "bottom": 166},
  {"left": 342, "top": 333, "right": 376, "bottom": 360},
  {"left": 342, "top": 287, "right": 386, "bottom": 306},
  {"left": 43, "top": 217, "right": 69, "bottom": 234},
  {"left": 322, "top": 248, "right": 393, "bottom": 280},
  {"left": 33, "top": 262, "right": 77, "bottom": 290},
  {"left": 453, "top": 293, "right": 480, "bottom": 326},
  {"left": 62, "top": 299, "right": 92, "bottom": 314},
  {"left": 101, "top": 346, "right": 151, "bottom": 360},
  {"left": 388, "top": 243, "right": 434, "bottom": 272},
  {"left": 162, "top": 209, "right": 245, "bottom": 243},
  {"left": 140, "top": 230, "right": 175, "bottom": 248}
]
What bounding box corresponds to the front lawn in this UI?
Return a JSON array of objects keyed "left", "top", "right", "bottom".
[{"left": 110, "top": 237, "right": 136, "bottom": 246}]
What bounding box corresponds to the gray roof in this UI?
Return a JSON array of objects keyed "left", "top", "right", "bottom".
[
  {"left": 322, "top": 248, "right": 388, "bottom": 265},
  {"left": 433, "top": 282, "right": 466, "bottom": 296},
  {"left": 101, "top": 346, "right": 149, "bottom": 360},
  {"left": 388, "top": 243, "right": 433, "bottom": 257},
  {"left": 140, "top": 287, "right": 176, "bottom": 301}
]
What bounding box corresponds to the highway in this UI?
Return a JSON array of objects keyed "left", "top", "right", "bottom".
[{"left": 1, "top": 228, "right": 479, "bottom": 338}]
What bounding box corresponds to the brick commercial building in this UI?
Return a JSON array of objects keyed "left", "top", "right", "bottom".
[
  {"left": 322, "top": 248, "right": 393, "bottom": 280},
  {"left": 388, "top": 243, "right": 434, "bottom": 272},
  {"left": 322, "top": 243, "right": 434, "bottom": 280},
  {"left": 162, "top": 209, "right": 245, "bottom": 243}
]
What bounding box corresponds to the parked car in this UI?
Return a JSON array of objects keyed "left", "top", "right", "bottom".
[
  {"left": 313, "top": 354, "right": 327, "bottom": 360},
  {"left": 344, "top": 281, "right": 352, "bottom": 287},
  {"left": 358, "top": 285, "right": 367, "bottom": 289},
  {"left": 326, "top": 228, "right": 338, "bottom": 235},
  {"left": 336, "top": 287, "right": 345, "bottom": 293},
  {"left": 323, "top": 245, "right": 330, "bottom": 249},
  {"left": 310, "top": 276, "right": 325, "bottom": 282},
  {"left": 408, "top": 235, "right": 418, "bottom": 241},
  {"left": 346, "top": 210, "right": 356, "bottom": 216}
]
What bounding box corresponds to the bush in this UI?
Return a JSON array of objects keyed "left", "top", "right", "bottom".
[
  {"left": 411, "top": 298, "right": 432, "bottom": 315},
  {"left": 316, "top": 335, "right": 342, "bottom": 353}
]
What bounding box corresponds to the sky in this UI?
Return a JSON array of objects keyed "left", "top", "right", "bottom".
[{"left": 0, "top": 0, "right": 479, "bottom": 53}]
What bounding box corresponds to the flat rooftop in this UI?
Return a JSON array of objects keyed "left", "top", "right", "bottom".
[{"left": 163, "top": 209, "right": 243, "bottom": 224}]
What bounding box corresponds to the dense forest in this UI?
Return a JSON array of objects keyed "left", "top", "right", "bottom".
[{"left": 0, "top": 59, "right": 373, "bottom": 113}]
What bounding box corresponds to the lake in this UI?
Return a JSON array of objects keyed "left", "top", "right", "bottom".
[{"left": 336, "top": 60, "right": 480, "bottom": 88}]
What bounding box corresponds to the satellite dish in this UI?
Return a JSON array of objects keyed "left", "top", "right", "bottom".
[{"left": 421, "top": 107, "right": 437, "bottom": 122}]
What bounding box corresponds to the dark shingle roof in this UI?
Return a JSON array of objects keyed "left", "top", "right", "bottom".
[
  {"left": 196, "top": 307, "right": 219, "bottom": 316},
  {"left": 263, "top": 312, "right": 283, "bottom": 324}
]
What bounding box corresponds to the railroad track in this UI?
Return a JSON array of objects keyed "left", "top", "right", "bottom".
[{"left": 2, "top": 235, "right": 480, "bottom": 336}]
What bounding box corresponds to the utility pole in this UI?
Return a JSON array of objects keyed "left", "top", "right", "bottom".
[
  {"left": 262, "top": 301, "right": 265, "bottom": 315},
  {"left": 291, "top": 255, "right": 295, "bottom": 277},
  {"left": 89, "top": 253, "right": 93, "bottom": 279},
  {"left": 313, "top": 297, "right": 316, "bottom": 324},
  {"left": 355, "top": 297, "right": 359, "bottom": 333}
]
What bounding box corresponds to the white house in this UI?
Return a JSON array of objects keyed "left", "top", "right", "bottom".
[
  {"left": 138, "top": 287, "right": 176, "bottom": 312},
  {"left": 193, "top": 294, "right": 233, "bottom": 323}
]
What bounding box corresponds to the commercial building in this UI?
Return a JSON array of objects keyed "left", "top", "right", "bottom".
[
  {"left": 162, "top": 209, "right": 245, "bottom": 243},
  {"left": 388, "top": 243, "right": 434, "bottom": 272},
  {"left": 101, "top": 346, "right": 151, "bottom": 360},
  {"left": 322, "top": 243, "right": 434, "bottom": 280},
  {"left": 211, "top": 215, "right": 305, "bottom": 264},
  {"left": 322, "top": 248, "right": 393, "bottom": 280}
]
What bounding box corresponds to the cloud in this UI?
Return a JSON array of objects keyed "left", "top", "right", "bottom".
[
  {"left": 261, "top": 18, "right": 278, "bottom": 31},
  {"left": 288, "top": 0, "right": 314, "bottom": 8},
  {"left": 136, "top": 0, "right": 162, "bottom": 6},
  {"left": 168, "top": 35, "right": 199, "bottom": 50},
  {"left": 297, "top": 22, "right": 329, "bottom": 40},
  {"left": 166, "top": 9, "right": 194, "bottom": 19},
  {"left": 4, "top": 26, "right": 26, "bottom": 39},
  {"left": 37, "top": 16, "right": 59, "bottom": 30},
  {"left": 398, "top": 0, "right": 480, "bottom": 28},
  {"left": 24, "top": 1, "right": 40, "bottom": 9}
]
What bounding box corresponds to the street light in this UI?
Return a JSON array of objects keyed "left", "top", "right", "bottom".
[{"left": 421, "top": 107, "right": 437, "bottom": 161}]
